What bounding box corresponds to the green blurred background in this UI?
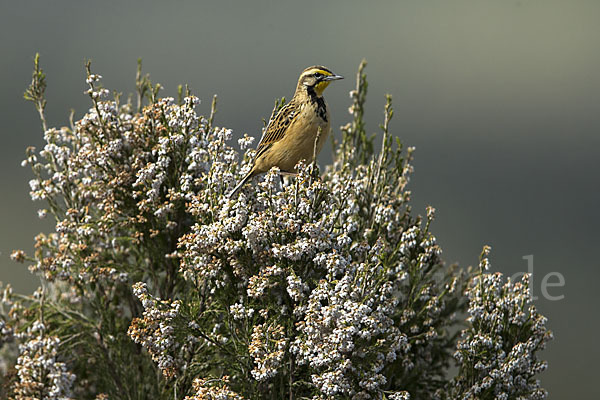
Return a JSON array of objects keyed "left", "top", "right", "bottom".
[{"left": 1, "top": 0, "right": 598, "bottom": 397}]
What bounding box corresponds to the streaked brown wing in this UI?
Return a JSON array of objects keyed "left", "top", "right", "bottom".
[{"left": 255, "top": 101, "right": 299, "bottom": 159}]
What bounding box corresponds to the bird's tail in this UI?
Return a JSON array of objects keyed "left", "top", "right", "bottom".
[{"left": 228, "top": 170, "right": 255, "bottom": 198}]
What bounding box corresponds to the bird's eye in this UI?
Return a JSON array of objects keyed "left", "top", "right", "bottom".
[{"left": 314, "top": 73, "right": 322, "bottom": 79}]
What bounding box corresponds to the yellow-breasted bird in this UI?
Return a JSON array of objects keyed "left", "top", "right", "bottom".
[{"left": 229, "top": 65, "right": 343, "bottom": 197}]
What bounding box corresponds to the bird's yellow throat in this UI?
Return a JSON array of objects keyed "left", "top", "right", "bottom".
[{"left": 314, "top": 80, "right": 331, "bottom": 96}]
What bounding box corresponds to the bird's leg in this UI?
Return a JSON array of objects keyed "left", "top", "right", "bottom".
[{"left": 278, "top": 171, "right": 298, "bottom": 190}]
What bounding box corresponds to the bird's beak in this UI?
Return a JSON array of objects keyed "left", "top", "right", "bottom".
[{"left": 324, "top": 74, "right": 344, "bottom": 81}]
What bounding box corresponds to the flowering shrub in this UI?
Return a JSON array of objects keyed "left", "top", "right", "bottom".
[
  {"left": 450, "top": 248, "right": 553, "bottom": 400},
  {"left": 0, "top": 55, "right": 552, "bottom": 399}
]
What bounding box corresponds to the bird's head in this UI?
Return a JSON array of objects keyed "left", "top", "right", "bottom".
[{"left": 297, "top": 66, "right": 343, "bottom": 96}]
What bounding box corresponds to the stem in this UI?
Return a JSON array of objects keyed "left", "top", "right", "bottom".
[
  {"left": 289, "top": 355, "right": 294, "bottom": 400},
  {"left": 207, "top": 95, "right": 218, "bottom": 134}
]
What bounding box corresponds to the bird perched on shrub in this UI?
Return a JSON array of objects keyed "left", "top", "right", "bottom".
[{"left": 229, "top": 65, "right": 343, "bottom": 197}]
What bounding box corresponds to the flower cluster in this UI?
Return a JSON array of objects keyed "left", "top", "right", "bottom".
[
  {"left": 248, "top": 322, "right": 288, "bottom": 381},
  {"left": 184, "top": 377, "right": 245, "bottom": 400},
  {"left": 0, "top": 58, "right": 552, "bottom": 399},
  {"left": 128, "top": 283, "right": 183, "bottom": 378},
  {"left": 0, "top": 283, "right": 17, "bottom": 376},
  {"left": 11, "top": 321, "right": 76, "bottom": 400},
  {"left": 448, "top": 252, "right": 553, "bottom": 400}
]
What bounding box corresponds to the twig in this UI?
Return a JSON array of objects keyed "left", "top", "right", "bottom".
[
  {"left": 207, "top": 94, "right": 218, "bottom": 133},
  {"left": 312, "top": 126, "right": 322, "bottom": 169}
]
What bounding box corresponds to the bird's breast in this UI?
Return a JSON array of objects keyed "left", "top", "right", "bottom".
[{"left": 293, "top": 102, "right": 330, "bottom": 156}]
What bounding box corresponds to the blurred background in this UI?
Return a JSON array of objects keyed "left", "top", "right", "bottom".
[{"left": 1, "top": 0, "right": 598, "bottom": 397}]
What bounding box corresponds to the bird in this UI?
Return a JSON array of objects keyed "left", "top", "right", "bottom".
[{"left": 229, "top": 65, "right": 343, "bottom": 197}]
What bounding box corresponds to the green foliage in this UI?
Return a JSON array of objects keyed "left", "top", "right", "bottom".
[{"left": 23, "top": 53, "right": 48, "bottom": 132}]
